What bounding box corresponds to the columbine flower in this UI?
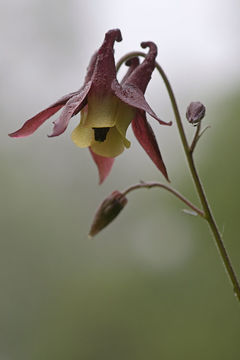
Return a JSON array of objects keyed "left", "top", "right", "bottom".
[{"left": 9, "top": 28, "right": 171, "bottom": 183}]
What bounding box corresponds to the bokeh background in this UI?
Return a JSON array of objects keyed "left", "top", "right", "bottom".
[{"left": 1, "top": 0, "right": 240, "bottom": 359}]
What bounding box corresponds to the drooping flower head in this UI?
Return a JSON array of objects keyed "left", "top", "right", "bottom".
[{"left": 9, "top": 29, "right": 171, "bottom": 183}]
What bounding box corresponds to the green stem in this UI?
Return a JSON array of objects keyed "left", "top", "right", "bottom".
[
  {"left": 155, "top": 61, "right": 240, "bottom": 302},
  {"left": 123, "top": 181, "right": 204, "bottom": 217},
  {"left": 117, "top": 52, "right": 240, "bottom": 301},
  {"left": 189, "top": 123, "right": 201, "bottom": 154}
]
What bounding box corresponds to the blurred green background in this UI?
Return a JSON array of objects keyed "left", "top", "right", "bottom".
[{"left": 1, "top": 1, "right": 240, "bottom": 359}]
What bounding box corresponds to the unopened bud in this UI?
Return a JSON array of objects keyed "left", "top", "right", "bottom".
[
  {"left": 89, "top": 191, "right": 128, "bottom": 237},
  {"left": 186, "top": 101, "right": 206, "bottom": 125}
]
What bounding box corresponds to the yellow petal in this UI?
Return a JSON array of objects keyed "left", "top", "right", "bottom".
[
  {"left": 71, "top": 123, "right": 93, "bottom": 148},
  {"left": 115, "top": 102, "right": 135, "bottom": 148},
  {"left": 90, "top": 127, "right": 125, "bottom": 157},
  {"left": 122, "top": 137, "right": 131, "bottom": 149},
  {"left": 71, "top": 99, "right": 135, "bottom": 156},
  {"left": 81, "top": 94, "right": 118, "bottom": 128}
]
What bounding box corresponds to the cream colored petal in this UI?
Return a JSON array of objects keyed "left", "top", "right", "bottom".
[
  {"left": 115, "top": 102, "right": 135, "bottom": 148},
  {"left": 81, "top": 94, "right": 118, "bottom": 128},
  {"left": 71, "top": 123, "right": 93, "bottom": 148},
  {"left": 90, "top": 127, "right": 125, "bottom": 158},
  {"left": 122, "top": 136, "right": 131, "bottom": 149}
]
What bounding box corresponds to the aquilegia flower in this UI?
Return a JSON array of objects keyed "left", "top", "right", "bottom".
[{"left": 9, "top": 28, "right": 171, "bottom": 183}]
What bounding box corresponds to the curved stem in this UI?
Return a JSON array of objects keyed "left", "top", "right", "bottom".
[
  {"left": 116, "top": 52, "right": 146, "bottom": 72},
  {"left": 117, "top": 52, "right": 240, "bottom": 301},
  {"left": 123, "top": 181, "right": 204, "bottom": 217}
]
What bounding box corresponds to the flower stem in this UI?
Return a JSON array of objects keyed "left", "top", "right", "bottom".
[
  {"left": 155, "top": 60, "right": 240, "bottom": 302},
  {"left": 189, "top": 123, "right": 201, "bottom": 154},
  {"left": 123, "top": 181, "right": 204, "bottom": 217},
  {"left": 117, "top": 52, "right": 240, "bottom": 301}
]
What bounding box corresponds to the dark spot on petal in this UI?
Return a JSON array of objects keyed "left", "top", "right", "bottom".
[{"left": 93, "top": 127, "right": 110, "bottom": 142}]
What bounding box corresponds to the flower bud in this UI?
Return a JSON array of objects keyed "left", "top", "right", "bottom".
[
  {"left": 89, "top": 191, "right": 128, "bottom": 237},
  {"left": 186, "top": 101, "right": 206, "bottom": 125}
]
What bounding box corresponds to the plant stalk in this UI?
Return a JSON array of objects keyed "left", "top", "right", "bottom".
[
  {"left": 155, "top": 59, "right": 240, "bottom": 302},
  {"left": 117, "top": 52, "right": 240, "bottom": 301},
  {"left": 123, "top": 181, "right": 204, "bottom": 217}
]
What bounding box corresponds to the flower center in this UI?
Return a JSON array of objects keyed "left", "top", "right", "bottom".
[{"left": 93, "top": 127, "right": 110, "bottom": 142}]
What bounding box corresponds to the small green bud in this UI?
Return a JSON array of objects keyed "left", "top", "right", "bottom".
[
  {"left": 186, "top": 101, "right": 206, "bottom": 125},
  {"left": 89, "top": 191, "right": 128, "bottom": 237}
]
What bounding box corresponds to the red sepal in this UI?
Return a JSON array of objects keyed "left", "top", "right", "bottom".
[
  {"left": 132, "top": 111, "right": 169, "bottom": 181},
  {"left": 8, "top": 92, "right": 79, "bottom": 138},
  {"left": 89, "top": 148, "right": 115, "bottom": 184}
]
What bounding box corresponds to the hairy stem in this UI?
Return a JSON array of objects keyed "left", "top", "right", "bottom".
[{"left": 117, "top": 52, "right": 240, "bottom": 301}]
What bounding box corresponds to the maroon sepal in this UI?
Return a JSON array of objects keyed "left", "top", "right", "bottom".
[
  {"left": 48, "top": 83, "right": 91, "bottom": 137},
  {"left": 8, "top": 91, "right": 79, "bottom": 138},
  {"left": 113, "top": 81, "right": 171, "bottom": 126},
  {"left": 124, "top": 42, "right": 157, "bottom": 93},
  {"left": 112, "top": 42, "right": 171, "bottom": 126},
  {"left": 89, "top": 148, "right": 115, "bottom": 185},
  {"left": 89, "top": 29, "right": 122, "bottom": 95},
  {"left": 120, "top": 57, "right": 140, "bottom": 84},
  {"left": 132, "top": 111, "right": 169, "bottom": 181}
]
